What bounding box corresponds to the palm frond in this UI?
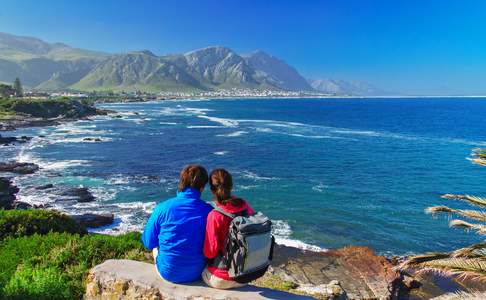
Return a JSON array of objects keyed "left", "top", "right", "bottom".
[
  {"left": 426, "top": 206, "right": 486, "bottom": 222},
  {"left": 432, "top": 291, "right": 486, "bottom": 300},
  {"left": 449, "top": 219, "right": 486, "bottom": 235},
  {"left": 421, "top": 257, "right": 486, "bottom": 280},
  {"left": 452, "top": 242, "right": 486, "bottom": 258},
  {"left": 441, "top": 194, "right": 486, "bottom": 208},
  {"left": 399, "top": 252, "right": 450, "bottom": 269}
]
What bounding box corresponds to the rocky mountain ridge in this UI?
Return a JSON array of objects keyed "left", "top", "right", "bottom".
[{"left": 0, "top": 32, "right": 383, "bottom": 95}]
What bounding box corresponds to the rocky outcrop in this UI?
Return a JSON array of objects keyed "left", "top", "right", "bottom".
[
  {"left": 59, "top": 187, "right": 95, "bottom": 203},
  {"left": 85, "top": 245, "right": 408, "bottom": 300},
  {"left": 262, "top": 245, "right": 403, "bottom": 299},
  {"left": 0, "top": 161, "right": 39, "bottom": 174},
  {"left": 86, "top": 259, "right": 313, "bottom": 300},
  {"left": 0, "top": 134, "right": 31, "bottom": 146},
  {"left": 0, "top": 177, "right": 19, "bottom": 209},
  {"left": 71, "top": 213, "right": 114, "bottom": 228}
]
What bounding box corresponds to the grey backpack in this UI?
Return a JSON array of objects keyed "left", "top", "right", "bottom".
[{"left": 210, "top": 204, "right": 275, "bottom": 283}]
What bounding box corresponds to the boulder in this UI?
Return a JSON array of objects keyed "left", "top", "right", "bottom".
[
  {"left": 36, "top": 183, "right": 54, "bottom": 190},
  {"left": 264, "top": 245, "right": 403, "bottom": 299},
  {"left": 60, "top": 187, "right": 95, "bottom": 202},
  {"left": 0, "top": 177, "right": 19, "bottom": 209},
  {"left": 0, "top": 123, "right": 16, "bottom": 131},
  {"left": 83, "top": 137, "right": 102, "bottom": 142},
  {"left": 0, "top": 161, "right": 39, "bottom": 174},
  {"left": 71, "top": 213, "right": 114, "bottom": 228},
  {"left": 12, "top": 201, "right": 44, "bottom": 209},
  {"left": 86, "top": 259, "right": 313, "bottom": 300}
]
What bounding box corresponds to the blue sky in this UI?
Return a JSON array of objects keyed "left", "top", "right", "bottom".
[{"left": 1, "top": 0, "right": 486, "bottom": 95}]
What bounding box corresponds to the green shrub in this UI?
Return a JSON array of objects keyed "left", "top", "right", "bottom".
[
  {"left": 0, "top": 209, "right": 86, "bottom": 240},
  {"left": 0, "top": 232, "right": 150, "bottom": 299}
]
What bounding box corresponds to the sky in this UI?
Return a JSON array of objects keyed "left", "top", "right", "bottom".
[{"left": 1, "top": 0, "right": 486, "bottom": 95}]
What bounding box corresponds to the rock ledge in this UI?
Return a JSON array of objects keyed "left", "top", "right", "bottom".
[{"left": 86, "top": 259, "right": 313, "bottom": 300}]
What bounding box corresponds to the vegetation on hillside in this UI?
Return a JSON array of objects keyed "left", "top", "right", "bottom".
[
  {"left": 400, "top": 149, "right": 486, "bottom": 284},
  {"left": 0, "top": 232, "right": 150, "bottom": 299},
  {"left": 0, "top": 97, "right": 100, "bottom": 119},
  {"left": 0, "top": 84, "right": 15, "bottom": 98},
  {"left": 0, "top": 209, "right": 86, "bottom": 240},
  {"left": 0, "top": 210, "right": 150, "bottom": 299}
]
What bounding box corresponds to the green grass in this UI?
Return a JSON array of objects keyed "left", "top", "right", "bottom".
[
  {"left": 0, "top": 209, "right": 86, "bottom": 240},
  {"left": 0, "top": 209, "right": 150, "bottom": 299},
  {"left": 0, "top": 232, "right": 150, "bottom": 299}
]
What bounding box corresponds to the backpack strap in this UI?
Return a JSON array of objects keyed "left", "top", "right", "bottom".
[{"left": 211, "top": 202, "right": 248, "bottom": 219}]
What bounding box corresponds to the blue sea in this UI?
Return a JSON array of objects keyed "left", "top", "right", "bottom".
[{"left": 3, "top": 97, "right": 486, "bottom": 255}]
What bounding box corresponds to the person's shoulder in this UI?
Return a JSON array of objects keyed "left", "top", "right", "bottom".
[
  {"left": 201, "top": 200, "right": 214, "bottom": 212},
  {"left": 154, "top": 196, "right": 178, "bottom": 211},
  {"left": 239, "top": 198, "right": 255, "bottom": 213}
]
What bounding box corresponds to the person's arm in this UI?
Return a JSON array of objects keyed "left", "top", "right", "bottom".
[
  {"left": 141, "top": 204, "right": 164, "bottom": 250},
  {"left": 203, "top": 212, "right": 222, "bottom": 259}
]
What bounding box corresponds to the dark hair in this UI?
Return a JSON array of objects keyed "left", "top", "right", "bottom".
[
  {"left": 209, "top": 169, "right": 243, "bottom": 206},
  {"left": 178, "top": 165, "right": 208, "bottom": 192}
]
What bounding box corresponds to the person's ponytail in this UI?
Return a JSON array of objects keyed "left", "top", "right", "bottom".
[{"left": 209, "top": 169, "right": 242, "bottom": 206}]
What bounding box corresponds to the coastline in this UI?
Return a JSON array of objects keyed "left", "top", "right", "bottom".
[{"left": 1, "top": 98, "right": 485, "bottom": 298}]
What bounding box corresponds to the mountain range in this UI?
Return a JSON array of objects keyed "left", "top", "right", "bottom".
[{"left": 0, "top": 32, "right": 383, "bottom": 95}]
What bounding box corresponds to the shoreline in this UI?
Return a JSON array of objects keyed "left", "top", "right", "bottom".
[
  {"left": 1, "top": 99, "right": 484, "bottom": 298},
  {"left": 1, "top": 98, "right": 482, "bottom": 256}
]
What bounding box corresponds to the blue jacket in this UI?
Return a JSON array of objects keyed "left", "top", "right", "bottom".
[{"left": 141, "top": 188, "right": 213, "bottom": 283}]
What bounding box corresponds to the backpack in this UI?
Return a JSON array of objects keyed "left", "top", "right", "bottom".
[{"left": 210, "top": 203, "right": 275, "bottom": 283}]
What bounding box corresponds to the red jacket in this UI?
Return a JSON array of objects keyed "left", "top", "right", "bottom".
[{"left": 203, "top": 199, "right": 255, "bottom": 280}]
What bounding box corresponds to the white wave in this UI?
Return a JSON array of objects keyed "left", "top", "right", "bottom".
[
  {"left": 115, "top": 201, "right": 157, "bottom": 213},
  {"left": 187, "top": 125, "right": 224, "bottom": 129},
  {"left": 159, "top": 122, "right": 178, "bottom": 125},
  {"left": 107, "top": 174, "right": 131, "bottom": 185},
  {"left": 312, "top": 183, "right": 327, "bottom": 193},
  {"left": 55, "top": 137, "right": 113, "bottom": 143},
  {"left": 180, "top": 107, "right": 213, "bottom": 115},
  {"left": 272, "top": 220, "right": 325, "bottom": 252},
  {"left": 331, "top": 129, "right": 382, "bottom": 136},
  {"left": 255, "top": 127, "right": 273, "bottom": 133},
  {"left": 216, "top": 131, "right": 248, "bottom": 137},
  {"left": 54, "top": 124, "right": 111, "bottom": 136},
  {"left": 240, "top": 170, "right": 277, "bottom": 181},
  {"left": 275, "top": 238, "right": 326, "bottom": 252},
  {"left": 234, "top": 184, "right": 259, "bottom": 191},
  {"left": 89, "top": 187, "right": 117, "bottom": 202},
  {"left": 213, "top": 151, "right": 228, "bottom": 156},
  {"left": 198, "top": 115, "right": 239, "bottom": 127},
  {"left": 237, "top": 119, "right": 306, "bottom": 127},
  {"left": 39, "top": 159, "right": 90, "bottom": 170},
  {"left": 285, "top": 133, "right": 339, "bottom": 139}
]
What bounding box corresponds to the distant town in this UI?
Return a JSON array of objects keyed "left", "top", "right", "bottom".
[{"left": 1, "top": 78, "right": 336, "bottom": 102}]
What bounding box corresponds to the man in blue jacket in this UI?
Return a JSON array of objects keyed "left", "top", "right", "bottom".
[{"left": 142, "top": 165, "right": 213, "bottom": 283}]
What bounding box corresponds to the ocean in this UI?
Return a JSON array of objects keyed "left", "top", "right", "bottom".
[{"left": 3, "top": 97, "right": 486, "bottom": 255}]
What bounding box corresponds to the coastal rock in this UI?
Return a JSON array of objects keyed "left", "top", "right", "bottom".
[
  {"left": 83, "top": 137, "right": 102, "bottom": 142},
  {"left": 0, "top": 177, "right": 19, "bottom": 209},
  {"left": 0, "top": 134, "right": 31, "bottom": 146},
  {"left": 264, "top": 245, "right": 403, "bottom": 299},
  {"left": 60, "top": 187, "right": 95, "bottom": 203},
  {"left": 36, "top": 183, "right": 54, "bottom": 190},
  {"left": 86, "top": 259, "right": 313, "bottom": 300},
  {"left": 12, "top": 201, "right": 44, "bottom": 209},
  {"left": 0, "top": 161, "right": 40, "bottom": 174},
  {"left": 71, "top": 213, "right": 114, "bottom": 228},
  {"left": 0, "top": 123, "right": 16, "bottom": 131}
]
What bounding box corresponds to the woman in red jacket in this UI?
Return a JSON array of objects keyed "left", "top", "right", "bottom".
[{"left": 202, "top": 168, "right": 255, "bottom": 289}]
